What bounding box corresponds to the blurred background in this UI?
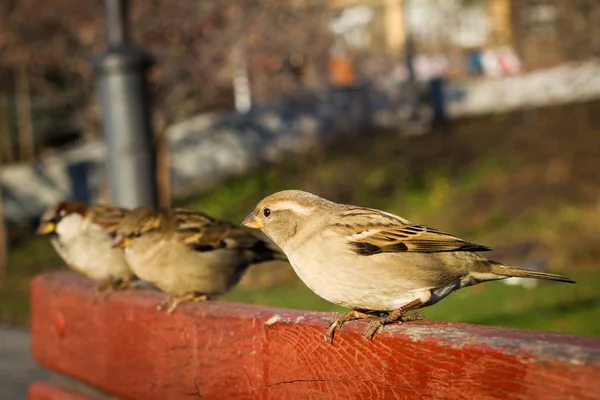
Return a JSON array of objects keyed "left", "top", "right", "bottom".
[{"left": 0, "top": 0, "right": 599, "bottom": 339}]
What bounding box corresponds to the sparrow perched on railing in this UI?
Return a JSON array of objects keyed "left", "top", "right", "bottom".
[
  {"left": 112, "top": 206, "right": 285, "bottom": 314},
  {"left": 242, "top": 190, "right": 575, "bottom": 342},
  {"left": 37, "top": 201, "right": 135, "bottom": 298}
]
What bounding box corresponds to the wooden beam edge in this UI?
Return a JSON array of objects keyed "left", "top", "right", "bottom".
[
  {"left": 28, "top": 382, "right": 99, "bottom": 400},
  {"left": 30, "top": 271, "right": 600, "bottom": 400}
]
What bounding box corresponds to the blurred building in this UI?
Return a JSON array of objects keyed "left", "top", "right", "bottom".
[
  {"left": 328, "top": 0, "right": 599, "bottom": 78},
  {"left": 510, "top": 0, "right": 600, "bottom": 70}
]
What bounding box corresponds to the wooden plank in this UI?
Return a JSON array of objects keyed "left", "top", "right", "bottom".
[
  {"left": 28, "top": 382, "right": 98, "bottom": 400},
  {"left": 31, "top": 271, "right": 600, "bottom": 400}
]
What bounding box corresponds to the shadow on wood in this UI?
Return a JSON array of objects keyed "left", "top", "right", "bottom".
[
  {"left": 28, "top": 382, "right": 97, "bottom": 400},
  {"left": 30, "top": 272, "right": 600, "bottom": 400}
]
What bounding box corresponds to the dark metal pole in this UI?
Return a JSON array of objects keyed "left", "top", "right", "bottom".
[
  {"left": 402, "top": 0, "right": 420, "bottom": 123},
  {"left": 405, "top": 34, "right": 420, "bottom": 122},
  {"left": 104, "top": 0, "right": 129, "bottom": 46},
  {"left": 94, "top": 0, "right": 158, "bottom": 209}
]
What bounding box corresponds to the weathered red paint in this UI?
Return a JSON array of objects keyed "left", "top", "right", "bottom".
[
  {"left": 28, "top": 382, "right": 96, "bottom": 400},
  {"left": 31, "top": 272, "right": 600, "bottom": 400}
]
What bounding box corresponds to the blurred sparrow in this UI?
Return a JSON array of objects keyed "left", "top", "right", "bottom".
[
  {"left": 112, "top": 206, "right": 284, "bottom": 313},
  {"left": 242, "top": 190, "right": 575, "bottom": 342},
  {"left": 37, "top": 201, "right": 135, "bottom": 298}
]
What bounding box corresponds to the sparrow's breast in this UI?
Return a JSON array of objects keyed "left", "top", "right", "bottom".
[
  {"left": 62, "top": 226, "right": 132, "bottom": 281},
  {"left": 286, "top": 235, "right": 461, "bottom": 311},
  {"left": 125, "top": 239, "right": 248, "bottom": 296}
]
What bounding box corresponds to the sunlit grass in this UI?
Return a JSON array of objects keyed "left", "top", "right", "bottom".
[{"left": 224, "top": 269, "right": 600, "bottom": 336}]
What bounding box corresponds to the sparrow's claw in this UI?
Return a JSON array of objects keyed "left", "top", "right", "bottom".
[
  {"left": 364, "top": 319, "right": 384, "bottom": 340},
  {"left": 324, "top": 320, "right": 339, "bottom": 343},
  {"left": 92, "top": 289, "right": 109, "bottom": 304},
  {"left": 365, "top": 299, "right": 425, "bottom": 340},
  {"left": 156, "top": 297, "right": 180, "bottom": 314},
  {"left": 363, "top": 311, "right": 426, "bottom": 340},
  {"left": 115, "top": 277, "right": 132, "bottom": 290},
  {"left": 165, "top": 300, "right": 179, "bottom": 315},
  {"left": 92, "top": 281, "right": 115, "bottom": 304},
  {"left": 324, "top": 309, "right": 378, "bottom": 344},
  {"left": 156, "top": 297, "right": 172, "bottom": 312},
  {"left": 404, "top": 312, "right": 425, "bottom": 321},
  {"left": 92, "top": 278, "right": 134, "bottom": 304},
  {"left": 156, "top": 293, "right": 209, "bottom": 314}
]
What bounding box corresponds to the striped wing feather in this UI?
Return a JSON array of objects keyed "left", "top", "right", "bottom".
[
  {"left": 171, "top": 208, "right": 265, "bottom": 252},
  {"left": 90, "top": 205, "right": 130, "bottom": 236},
  {"left": 333, "top": 207, "right": 491, "bottom": 255}
]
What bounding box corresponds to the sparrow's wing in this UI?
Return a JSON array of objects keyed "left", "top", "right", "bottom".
[
  {"left": 332, "top": 207, "right": 491, "bottom": 256},
  {"left": 90, "top": 205, "right": 130, "bottom": 236},
  {"left": 172, "top": 209, "right": 282, "bottom": 261}
]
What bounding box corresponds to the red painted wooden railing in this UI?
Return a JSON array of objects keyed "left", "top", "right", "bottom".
[{"left": 29, "top": 272, "right": 600, "bottom": 400}]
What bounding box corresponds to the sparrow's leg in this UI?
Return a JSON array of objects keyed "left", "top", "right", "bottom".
[
  {"left": 115, "top": 277, "right": 132, "bottom": 290},
  {"left": 92, "top": 280, "right": 116, "bottom": 303},
  {"left": 324, "top": 309, "right": 378, "bottom": 343},
  {"left": 93, "top": 277, "right": 133, "bottom": 303},
  {"left": 157, "top": 292, "right": 209, "bottom": 314},
  {"left": 364, "top": 298, "right": 425, "bottom": 340}
]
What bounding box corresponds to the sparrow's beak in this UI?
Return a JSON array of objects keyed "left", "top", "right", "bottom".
[
  {"left": 241, "top": 213, "right": 263, "bottom": 229},
  {"left": 111, "top": 234, "right": 131, "bottom": 248},
  {"left": 36, "top": 222, "right": 55, "bottom": 235}
]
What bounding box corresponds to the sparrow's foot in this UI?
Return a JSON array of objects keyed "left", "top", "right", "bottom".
[
  {"left": 115, "top": 277, "right": 133, "bottom": 290},
  {"left": 324, "top": 309, "right": 377, "bottom": 344},
  {"left": 92, "top": 281, "right": 115, "bottom": 303},
  {"left": 406, "top": 312, "right": 425, "bottom": 321},
  {"left": 92, "top": 277, "right": 134, "bottom": 303},
  {"left": 156, "top": 293, "right": 209, "bottom": 314},
  {"left": 363, "top": 299, "right": 425, "bottom": 341}
]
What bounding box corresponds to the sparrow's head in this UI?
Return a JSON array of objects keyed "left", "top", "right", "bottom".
[
  {"left": 112, "top": 207, "right": 165, "bottom": 248},
  {"left": 37, "top": 201, "right": 88, "bottom": 238},
  {"left": 241, "top": 190, "right": 333, "bottom": 246}
]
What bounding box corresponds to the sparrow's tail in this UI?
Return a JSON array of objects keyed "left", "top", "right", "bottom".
[{"left": 489, "top": 262, "right": 575, "bottom": 284}]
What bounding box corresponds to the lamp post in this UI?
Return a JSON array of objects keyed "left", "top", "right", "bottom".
[{"left": 94, "top": 0, "right": 158, "bottom": 208}]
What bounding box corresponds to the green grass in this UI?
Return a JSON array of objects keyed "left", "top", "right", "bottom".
[
  {"left": 222, "top": 269, "right": 600, "bottom": 336},
  {"left": 0, "top": 236, "right": 63, "bottom": 326},
  {"left": 225, "top": 281, "right": 347, "bottom": 313}
]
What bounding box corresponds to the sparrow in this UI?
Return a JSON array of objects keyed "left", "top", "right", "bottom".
[
  {"left": 37, "top": 201, "right": 135, "bottom": 297},
  {"left": 112, "top": 206, "right": 285, "bottom": 313},
  {"left": 241, "top": 190, "right": 575, "bottom": 342}
]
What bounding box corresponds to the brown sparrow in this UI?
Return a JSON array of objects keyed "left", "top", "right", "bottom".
[
  {"left": 242, "top": 190, "right": 575, "bottom": 342},
  {"left": 37, "top": 201, "right": 135, "bottom": 297},
  {"left": 112, "top": 206, "right": 285, "bottom": 313}
]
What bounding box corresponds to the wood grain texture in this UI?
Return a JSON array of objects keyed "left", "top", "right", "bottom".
[
  {"left": 31, "top": 271, "right": 600, "bottom": 400},
  {"left": 28, "top": 382, "right": 98, "bottom": 400}
]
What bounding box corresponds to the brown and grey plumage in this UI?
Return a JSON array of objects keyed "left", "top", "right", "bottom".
[
  {"left": 37, "top": 201, "right": 135, "bottom": 295},
  {"left": 113, "top": 206, "right": 284, "bottom": 313},
  {"left": 241, "top": 190, "right": 575, "bottom": 342}
]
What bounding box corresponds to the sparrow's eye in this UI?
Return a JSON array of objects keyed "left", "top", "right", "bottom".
[
  {"left": 263, "top": 208, "right": 271, "bottom": 217},
  {"left": 132, "top": 231, "right": 142, "bottom": 238}
]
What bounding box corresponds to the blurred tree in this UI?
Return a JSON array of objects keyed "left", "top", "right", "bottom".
[
  {"left": 0, "top": 93, "right": 14, "bottom": 163},
  {"left": 0, "top": 0, "right": 332, "bottom": 162},
  {"left": 0, "top": 196, "right": 5, "bottom": 280},
  {"left": 15, "top": 65, "right": 35, "bottom": 160},
  {"left": 510, "top": 0, "right": 600, "bottom": 70},
  {"left": 0, "top": 0, "right": 100, "bottom": 160}
]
